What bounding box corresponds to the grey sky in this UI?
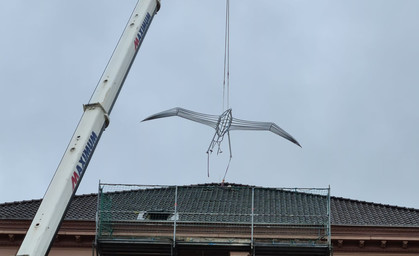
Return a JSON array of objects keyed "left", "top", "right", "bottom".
[{"left": 1, "top": 0, "right": 419, "bottom": 209}]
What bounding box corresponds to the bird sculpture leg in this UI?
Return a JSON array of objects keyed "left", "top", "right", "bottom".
[
  {"left": 206, "top": 133, "right": 218, "bottom": 177},
  {"left": 222, "top": 131, "right": 233, "bottom": 184}
]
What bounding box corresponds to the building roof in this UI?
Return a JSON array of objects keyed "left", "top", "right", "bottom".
[
  {"left": 1, "top": 183, "right": 419, "bottom": 227},
  {"left": 98, "top": 184, "right": 330, "bottom": 225}
]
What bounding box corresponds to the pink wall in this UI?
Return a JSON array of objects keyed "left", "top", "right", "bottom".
[{"left": 0, "top": 246, "right": 92, "bottom": 256}]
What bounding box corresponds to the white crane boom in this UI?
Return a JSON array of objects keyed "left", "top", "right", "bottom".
[{"left": 16, "top": 1, "right": 160, "bottom": 255}]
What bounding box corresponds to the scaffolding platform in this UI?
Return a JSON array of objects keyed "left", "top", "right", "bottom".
[{"left": 96, "top": 183, "right": 331, "bottom": 256}]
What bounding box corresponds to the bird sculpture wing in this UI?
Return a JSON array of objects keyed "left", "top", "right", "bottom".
[
  {"left": 142, "top": 107, "right": 300, "bottom": 181},
  {"left": 142, "top": 107, "right": 219, "bottom": 129},
  {"left": 230, "top": 117, "right": 301, "bottom": 147},
  {"left": 142, "top": 107, "right": 301, "bottom": 148}
]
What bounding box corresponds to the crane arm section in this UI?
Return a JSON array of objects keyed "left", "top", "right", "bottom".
[{"left": 16, "top": 1, "right": 160, "bottom": 255}]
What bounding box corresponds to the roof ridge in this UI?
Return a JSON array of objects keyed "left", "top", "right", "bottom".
[
  {"left": 0, "top": 198, "right": 42, "bottom": 206},
  {"left": 2, "top": 185, "right": 419, "bottom": 212},
  {"left": 0, "top": 192, "right": 99, "bottom": 206},
  {"left": 186, "top": 182, "right": 256, "bottom": 187},
  {"left": 331, "top": 195, "right": 419, "bottom": 212}
]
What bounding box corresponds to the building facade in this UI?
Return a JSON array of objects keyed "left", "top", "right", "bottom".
[{"left": 1, "top": 183, "right": 419, "bottom": 255}]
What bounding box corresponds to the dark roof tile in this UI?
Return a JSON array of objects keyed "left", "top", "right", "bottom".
[{"left": 1, "top": 183, "right": 419, "bottom": 227}]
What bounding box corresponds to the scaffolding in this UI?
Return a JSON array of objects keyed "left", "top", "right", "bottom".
[{"left": 96, "top": 183, "right": 331, "bottom": 256}]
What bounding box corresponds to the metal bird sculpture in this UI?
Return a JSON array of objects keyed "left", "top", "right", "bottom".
[{"left": 142, "top": 107, "right": 301, "bottom": 180}]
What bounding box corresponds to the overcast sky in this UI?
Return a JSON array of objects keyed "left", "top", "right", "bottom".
[{"left": 1, "top": 0, "right": 419, "bottom": 209}]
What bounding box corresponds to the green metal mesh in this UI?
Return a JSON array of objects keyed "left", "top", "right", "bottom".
[{"left": 96, "top": 183, "right": 330, "bottom": 248}]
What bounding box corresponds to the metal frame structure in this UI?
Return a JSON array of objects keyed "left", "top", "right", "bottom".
[{"left": 96, "top": 183, "right": 331, "bottom": 256}]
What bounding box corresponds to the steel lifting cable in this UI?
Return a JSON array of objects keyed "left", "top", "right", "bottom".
[
  {"left": 220, "top": 0, "right": 231, "bottom": 184},
  {"left": 222, "top": 0, "right": 230, "bottom": 112}
]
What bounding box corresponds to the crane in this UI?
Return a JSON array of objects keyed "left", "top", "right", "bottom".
[{"left": 16, "top": 0, "right": 160, "bottom": 255}]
